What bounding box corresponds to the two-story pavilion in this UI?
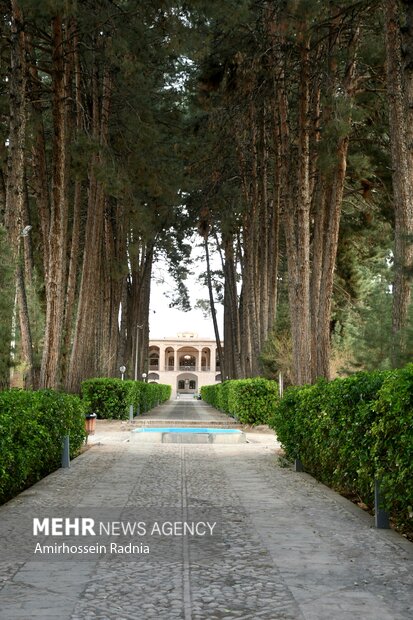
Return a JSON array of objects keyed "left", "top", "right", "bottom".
[{"left": 147, "top": 332, "right": 222, "bottom": 398}]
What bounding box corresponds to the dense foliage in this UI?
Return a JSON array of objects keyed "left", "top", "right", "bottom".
[
  {"left": 127, "top": 381, "right": 172, "bottom": 415},
  {"left": 201, "top": 378, "right": 279, "bottom": 425},
  {"left": 371, "top": 365, "right": 413, "bottom": 528},
  {"left": 81, "top": 378, "right": 171, "bottom": 420},
  {"left": 0, "top": 1, "right": 412, "bottom": 391},
  {"left": 81, "top": 379, "right": 132, "bottom": 420},
  {"left": 0, "top": 389, "right": 85, "bottom": 504},
  {"left": 0, "top": 0, "right": 192, "bottom": 391},
  {"left": 269, "top": 366, "right": 413, "bottom": 530}
]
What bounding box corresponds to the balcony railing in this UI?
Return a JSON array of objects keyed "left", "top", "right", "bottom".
[{"left": 161, "top": 365, "right": 221, "bottom": 372}]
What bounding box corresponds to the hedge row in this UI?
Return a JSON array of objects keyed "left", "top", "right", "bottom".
[
  {"left": 0, "top": 389, "right": 86, "bottom": 504},
  {"left": 269, "top": 366, "right": 413, "bottom": 530},
  {"left": 201, "top": 378, "right": 279, "bottom": 425},
  {"left": 81, "top": 378, "right": 171, "bottom": 420}
]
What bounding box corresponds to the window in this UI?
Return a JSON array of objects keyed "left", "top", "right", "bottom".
[
  {"left": 189, "top": 380, "right": 196, "bottom": 390},
  {"left": 178, "top": 380, "right": 185, "bottom": 390}
]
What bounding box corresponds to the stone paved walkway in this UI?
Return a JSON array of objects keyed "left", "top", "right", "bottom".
[
  {"left": 0, "top": 399, "right": 412, "bottom": 619},
  {"left": 137, "top": 398, "right": 236, "bottom": 424}
]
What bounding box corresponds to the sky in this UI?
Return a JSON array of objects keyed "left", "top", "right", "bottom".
[{"left": 149, "top": 245, "right": 223, "bottom": 341}]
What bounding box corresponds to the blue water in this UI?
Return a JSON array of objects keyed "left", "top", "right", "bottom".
[{"left": 133, "top": 427, "right": 242, "bottom": 434}]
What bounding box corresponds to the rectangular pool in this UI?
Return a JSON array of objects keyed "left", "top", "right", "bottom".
[{"left": 131, "top": 427, "right": 246, "bottom": 444}]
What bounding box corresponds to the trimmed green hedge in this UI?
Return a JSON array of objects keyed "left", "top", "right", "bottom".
[
  {"left": 127, "top": 381, "right": 171, "bottom": 414},
  {"left": 269, "top": 367, "right": 413, "bottom": 530},
  {"left": 81, "top": 378, "right": 131, "bottom": 419},
  {"left": 370, "top": 366, "right": 413, "bottom": 529},
  {"left": 0, "top": 389, "right": 86, "bottom": 504},
  {"left": 81, "top": 378, "right": 171, "bottom": 419},
  {"left": 201, "top": 378, "right": 279, "bottom": 425}
]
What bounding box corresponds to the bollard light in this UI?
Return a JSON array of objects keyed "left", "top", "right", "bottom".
[{"left": 61, "top": 435, "right": 70, "bottom": 468}]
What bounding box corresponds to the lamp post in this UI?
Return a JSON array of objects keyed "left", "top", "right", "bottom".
[
  {"left": 119, "top": 365, "right": 126, "bottom": 381},
  {"left": 134, "top": 324, "right": 144, "bottom": 381},
  {"left": 142, "top": 372, "right": 147, "bottom": 383}
]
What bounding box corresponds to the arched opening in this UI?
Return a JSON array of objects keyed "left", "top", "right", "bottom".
[
  {"left": 177, "top": 346, "right": 198, "bottom": 371},
  {"left": 176, "top": 373, "right": 197, "bottom": 395},
  {"left": 165, "top": 347, "right": 175, "bottom": 371},
  {"left": 179, "top": 354, "right": 196, "bottom": 370},
  {"left": 149, "top": 346, "right": 160, "bottom": 371},
  {"left": 148, "top": 372, "right": 159, "bottom": 381},
  {"left": 201, "top": 347, "right": 211, "bottom": 371}
]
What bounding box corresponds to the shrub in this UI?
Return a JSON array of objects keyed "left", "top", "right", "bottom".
[
  {"left": 201, "top": 384, "right": 221, "bottom": 410},
  {"left": 201, "top": 378, "right": 279, "bottom": 425},
  {"left": 0, "top": 389, "right": 85, "bottom": 504},
  {"left": 370, "top": 365, "right": 413, "bottom": 528},
  {"left": 81, "top": 378, "right": 132, "bottom": 419},
  {"left": 81, "top": 378, "right": 171, "bottom": 419},
  {"left": 228, "top": 378, "right": 279, "bottom": 424},
  {"left": 216, "top": 380, "right": 231, "bottom": 412},
  {"left": 128, "top": 381, "right": 171, "bottom": 413},
  {"left": 269, "top": 368, "right": 413, "bottom": 530},
  {"left": 268, "top": 384, "right": 309, "bottom": 461}
]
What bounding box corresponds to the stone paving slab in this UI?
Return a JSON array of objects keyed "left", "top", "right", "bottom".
[
  {"left": 138, "top": 399, "right": 234, "bottom": 423},
  {"left": 0, "top": 399, "right": 411, "bottom": 619}
]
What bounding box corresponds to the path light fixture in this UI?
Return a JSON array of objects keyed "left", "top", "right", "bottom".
[
  {"left": 142, "top": 372, "right": 147, "bottom": 383},
  {"left": 120, "top": 365, "right": 126, "bottom": 381}
]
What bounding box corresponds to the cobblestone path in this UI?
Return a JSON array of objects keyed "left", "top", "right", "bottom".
[{"left": 0, "top": 401, "right": 411, "bottom": 619}]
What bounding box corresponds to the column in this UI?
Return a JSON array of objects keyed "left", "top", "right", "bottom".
[
  {"left": 173, "top": 348, "right": 177, "bottom": 372},
  {"left": 212, "top": 345, "right": 217, "bottom": 372},
  {"left": 159, "top": 345, "right": 165, "bottom": 372}
]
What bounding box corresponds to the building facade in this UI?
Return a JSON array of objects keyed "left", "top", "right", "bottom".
[{"left": 147, "top": 332, "right": 222, "bottom": 398}]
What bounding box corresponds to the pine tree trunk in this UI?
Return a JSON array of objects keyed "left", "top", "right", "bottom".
[
  {"left": 27, "top": 33, "right": 51, "bottom": 279},
  {"left": 267, "top": 128, "right": 280, "bottom": 335},
  {"left": 127, "top": 244, "right": 154, "bottom": 379},
  {"left": 5, "top": 0, "right": 26, "bottom": 258},
  {"left": 278, "top": 37, "right": 312, "bottom": 385},
  {"left": 310, "top": 180, "right": 327, "bottom": 380},
  {"left": 313, "top": 25, "right": 358, "bottom": 379},
  {"left": 66, "top": 56, "right": 112, "bottom": 391},
  {"left": 315, "top": 136, "right": 350, "bottom": 379},
  {"left": 100, "top": 202, "right": 125, "bottom": 377},
  {"left": 40, "top": 15, "right": 69, "bottom": 389},
  {"left": 384, "top": 0, "right": 413, "bottom": 363},
  {"left": 223, "top": 234, "right": 242, "bottom": 378},
  {"left": 204, "top": 235, "right": 224, "bottom": 376},
  {"left": 3, "top": 0, "right": 27, "bottom": 389},
  {"left": 61, "top": 24, "right": 83, "bottom": 385},
  {"left": 16, "top": 261, "right": 34, "bottom": 388},
  {"left": 236, "top": 104, "right": 261, "bottom": 377},
  {"left": 118, "top": 274, "right": 129, "bottom": 371}
]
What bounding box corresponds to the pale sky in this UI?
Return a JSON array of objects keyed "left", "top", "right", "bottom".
[{"left": 149, "top": 245, "right": 224, "bottom": 341}]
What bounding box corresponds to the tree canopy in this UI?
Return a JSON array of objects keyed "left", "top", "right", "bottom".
[{"left": 0, "top": 0, "right": 412, "bottom": 390}]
